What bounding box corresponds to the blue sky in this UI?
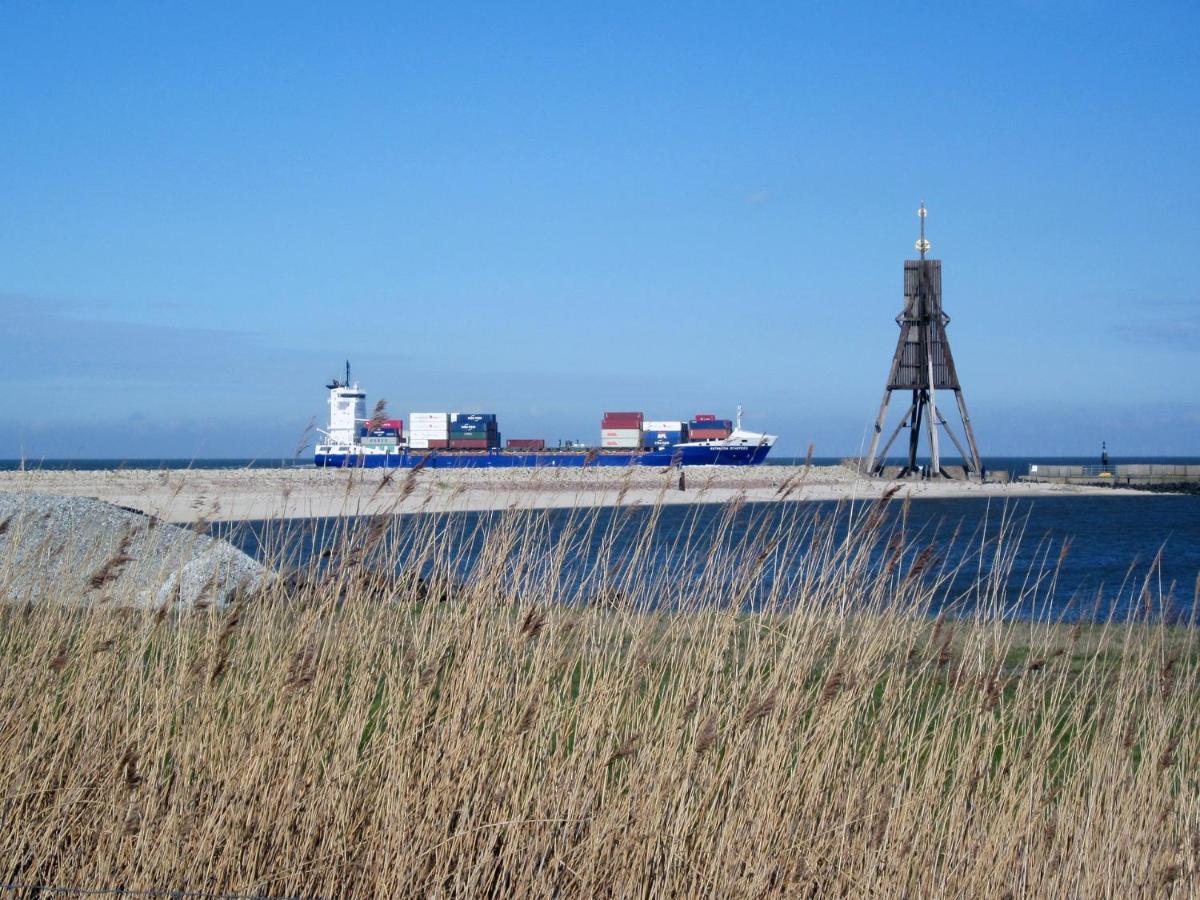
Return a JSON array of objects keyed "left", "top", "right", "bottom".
[{"left": 2, "top": 1, "right": 1197, "bottom": 458}]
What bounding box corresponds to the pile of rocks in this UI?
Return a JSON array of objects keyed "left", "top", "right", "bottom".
[{"left": 0, "top": 493, "right": 268, "bottom": 609}]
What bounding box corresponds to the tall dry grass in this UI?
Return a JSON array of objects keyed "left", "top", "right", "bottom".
[{"left": 0, "top": 486, "right": 1197, "bottom": 897}]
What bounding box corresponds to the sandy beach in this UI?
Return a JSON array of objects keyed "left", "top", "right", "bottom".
[{"left": 0, "top": 464, "right": 1141, "bottom": 524}]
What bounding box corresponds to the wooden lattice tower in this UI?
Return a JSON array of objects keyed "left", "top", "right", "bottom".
[{"left": 865, "top": 204, "right": 982, "bottom": 478}]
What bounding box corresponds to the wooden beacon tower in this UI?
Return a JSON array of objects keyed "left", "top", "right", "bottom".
[{"left": 864, "top": 204, "right": 982, "bottom": 478}]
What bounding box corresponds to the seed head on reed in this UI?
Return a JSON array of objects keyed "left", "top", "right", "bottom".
[
  {"left": 88, "top": 526, "right": 136, "bottom": 590},
  {"left": 121, "top": 746, "right": 143, "bottom": 789},
  {"left": 286, "top": 638, "right": 319, "bottom": 692},
  {"left": 218, "top": 605, "right": 242, "bottom": 644},
  {"left": 820, "top": 668, "right": 845, "bottom": 703},
  {"left": 905, "top": 545, "right": 937, "bottom": 582},
  {"left": 1158, "top": 738, "right": 1177, "bottom": 770},
  {"left": 979, "top": 667, "right": 1004, "bottom": 710},
  {"left": 515, "top": 700, "right": 539, "bottom": 735},
  {"left": 741, "top": 690, "right": 777, "bottom": 727},
  {"left": 367, "top": 399, "right": 389, "bottom": 432},
  {"left": 370, "top": 472, "right": 394, "bottom": 501},
  {"left": 681, "top": 693, "right": 700, "bottom": 720},
  {"left": 399, "top": 468, "right": 422, "bottom": 502},
  {"left": 884, "top": 532, "right": 905, "bottom": 575},
  {"left": 520, "top": 607, "right": 547, "bottom": 640},
  {"left": 48, "top": 639, "right": 70, "bottom": 673},
  {"left": 606, "top": 734, "right": 641, "bottom": 767},
  {"left": 293, "top": 417, "right": 316, "bottom": 459},
  {"left": 935, "top": 633, "right": 954, "bottom": 669},
  {"left": 210, "top": 649, "right": 230, "bottom": 684},
  {"left": 1159, "top": 864, "right": 1183, "bottom": 887},
  {"left": 694, "top": 713, "right": 719, "bottom": 754}
]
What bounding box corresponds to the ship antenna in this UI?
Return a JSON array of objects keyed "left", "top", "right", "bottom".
[
  {"left": 736, "top": 404, "right": 743, "bottom": 431},
  {"left": 916, "top": 201, "right": 930, "bottom": 259},
  {"left": 345, "top": 360, "right": 351, "bottom": 387}
]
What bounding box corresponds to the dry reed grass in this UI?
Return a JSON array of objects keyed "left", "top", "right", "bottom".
[{"left": 0, "top": 484, "right": 1196, "bottom": 897}]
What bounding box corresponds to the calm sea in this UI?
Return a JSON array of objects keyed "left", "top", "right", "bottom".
[{"left": 213, "top": 495, "right": 1200, "bottom": 624}]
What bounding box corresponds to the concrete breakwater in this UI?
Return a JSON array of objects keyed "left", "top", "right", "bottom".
[
  {"left": 0, "top": 465, "right": 1139, "bottom": 524},
  {"left": 1021, "top": 463, "right": 1200, "bottom": 487}
]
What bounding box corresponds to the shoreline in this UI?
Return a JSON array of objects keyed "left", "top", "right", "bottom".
[{"left": 0, "top": 464, "right": 1149, "bottom": 524}]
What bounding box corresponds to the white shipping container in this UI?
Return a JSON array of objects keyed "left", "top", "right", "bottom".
[
  {"left": 601, "top": 428, "right": 641, "bottom": 439},
  {"left": 410, "top": 412, "right": 449, "bottom": 422},
  {"left": 602, "top": 438, "right": 641, "bottom": 448},
  {"left": 643, "top": 420, "right": 684, "bottom": 431},
  {"left": 408, "top": 438, "right": 430, "bottom": 449}
]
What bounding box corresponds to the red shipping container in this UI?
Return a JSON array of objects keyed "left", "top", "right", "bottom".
[
  {"left": 449, "top": 439, "right": 489, "bottom": 449},
  {"left": 507, "top": 439, "right": 546, "bottom": 450},
  {"left": 689, "top": 429, "right": 731, "bottom": 440},
  {"left": 427, "top": 439, "right": 449, "bottom": 449},
  {"left": 601, "top": 411, "right": 643, "bottom": 428},
  {"left": 693, "top": 414, "right": 717, "bottom": 422},
  {"left": 385, "top": 419, "right": 404, "bottom": 432}
]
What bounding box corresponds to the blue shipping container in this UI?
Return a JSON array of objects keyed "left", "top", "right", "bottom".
[
  {"left": 688, "top": 420, "right": 732, "bottom": 431},
  {"left": 642, "top": 430, "right": 683, "bottom": 447},
  {"left": 451, "top": 413, "right": 497, "bottom": 424}
]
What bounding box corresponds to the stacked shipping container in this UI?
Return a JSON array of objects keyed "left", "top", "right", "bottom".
[
  {"left": 641, "top": 420, "right": 686, "bottom": 449},
  {"left": 449, "top": 412, "right": 500, "bottom": 449},
  {"left": 397, "top": 408, "right": 734, "bottom": 452},
  {"left": 359, "top": 418, "right": 404, "bottom": 447},
  {"left": 408, "top": 412, "right": 448, "bottom": 450},
  {"left": 687, "top": 417, "right": 734, "bottom": 440},
  {"left": 601, "top": 412, "right": 642, "bottom": 449}
]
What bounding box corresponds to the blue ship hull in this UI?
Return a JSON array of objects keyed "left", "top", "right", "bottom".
[{"left": 314, "top": 443, "right": 771, "bottom": 469}]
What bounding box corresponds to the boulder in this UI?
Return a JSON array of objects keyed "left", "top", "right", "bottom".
[{"left": 0, "top": 493, "right": 268, "bottom": 610}]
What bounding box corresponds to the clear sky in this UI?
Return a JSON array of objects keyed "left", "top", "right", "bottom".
[{"left": 2, "top": 1, "right": 1197, "bottom": 458}]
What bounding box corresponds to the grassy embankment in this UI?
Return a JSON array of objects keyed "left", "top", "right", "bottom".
[{"left": 0, "top": 478, "right": 1197, "bottom": 896}]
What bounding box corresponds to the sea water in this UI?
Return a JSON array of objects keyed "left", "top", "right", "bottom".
[{"left": 216, "top": 494, "right": 1200, "bottom": 623}]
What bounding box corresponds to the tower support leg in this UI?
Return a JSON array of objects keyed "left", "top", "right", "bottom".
[
  {"left": 924, "top": 329, "right": 943, "bottom": 477},
  {"left": 872, "top": 402, "right": 915, "bottom": 474},
  {"left": 954, "top": 390, "right": 982, "bottom": 475},
  {"left": 865, "top": 388, "right": 893, "bottom": 475},
  {"left": 935, "top": 410, "right": 973, "bottom": 477},
  {"left": 903, "top": 390, "right": 923, "bottom": 478}
]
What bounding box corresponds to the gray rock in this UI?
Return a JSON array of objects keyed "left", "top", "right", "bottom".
[{"left": 0, "top": 492, "right": 268, "bottom": 609}]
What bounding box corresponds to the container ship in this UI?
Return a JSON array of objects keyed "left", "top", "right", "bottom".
[{"left": 313, "top": 365, "right": 776, "bottom": 468}]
